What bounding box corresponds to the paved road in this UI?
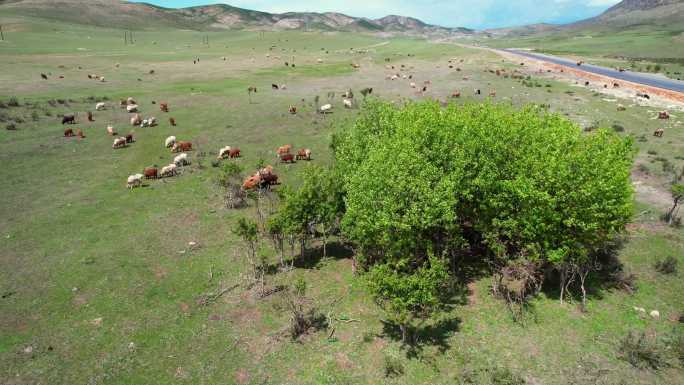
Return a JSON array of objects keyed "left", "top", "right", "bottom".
[{"left": 502, "top": 49, "right": 684, "bottom": 94}]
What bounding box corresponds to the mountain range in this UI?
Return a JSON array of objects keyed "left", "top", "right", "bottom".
[
  {"left": 0, "top": 0, "right": 472, "bottom": 35},
  {"left": 1, "top": 0, "right": 682, "bottom": 36}
]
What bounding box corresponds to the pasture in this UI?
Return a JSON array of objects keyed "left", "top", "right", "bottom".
[{"left": 1, "top": 16, "right": 683, "bottom": 385}]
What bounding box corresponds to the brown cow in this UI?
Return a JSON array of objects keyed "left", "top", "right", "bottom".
[
  {"left": 64, "top": 128, "right": 74, "bottom": 137},
  {"left": 654, "top": 128, "right": 664, "bottom": 137},
  {"left": 451, "top": 91, "right": 461, "bottom": 98},
  {"left": 160, "top": 102, "right": 168, "bottom": 112},
  {"left": 280, "top": 153, "right": 295, "bottom": 163},
  {"left": 262, "top": 173, "right": 279, "bottom": 186},
  {"left": 126, "top": 133, "right": 135, "bottom": 143},
  {"left": 242, "top": 175, "right": 261, "bottom": 190},
  {"left": 229, "top": 148, "right": 241, "bottom": 158},
  {"left": 276, "top": 144, "right": 292, "bottom": 156},
  {"left": 172, "top": 141, "right": 192, "bottom": 153},
  {"left": 658, "top": 111, "right": 670, "bottom": 120},
  {"left": 169, "top": 117, "right": 176, "bottom": 126},
  {"left": 143, "top": 167, "right": 158, "bottom": 179},
  {"left": 76, "top": 129, "right": 85, "bottom": 138},
  {"left": 62, "top": 114, "right": 76, "bottom": 124},
  {"left": 295, "top": 148, "right": 311, "bottom": 161}
]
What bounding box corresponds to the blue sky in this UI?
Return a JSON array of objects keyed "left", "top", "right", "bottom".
[{"left": 133, "top": 0, "right": 622, "bottom": 29}]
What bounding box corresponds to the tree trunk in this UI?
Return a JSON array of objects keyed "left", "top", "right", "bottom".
[
  {"left": 667, "top": 197, "right": 680, "bottom": 225},
  {"left": 322, "top": 226, "right": 327, "bottom": 259},
  {"left": 399, "top": 324, "right": 407, "bottom": 344}
]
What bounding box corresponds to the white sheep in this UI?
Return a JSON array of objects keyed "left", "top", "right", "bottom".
[
  {"left": 650, "top": 310, "right": 660, "bottom": 319},
  {"left": 106, "top": 126, "right": 115, "bottom": 135},
  {"left": 126, "top": 174, "right": 143, "bottom": 189},
  {"left": 112, "top": 137, "right": 127, "bottom": 149},
  {"left": 126, "top": 104, "right": 138, "bottom": 113},
  {"left": 160, "top": 164, "right": 177, "bottom": 177},
  {"left": 319, "top": 104, "right": 332, "bottom": 113},
  {"left": 410, "top": 82, "right": 416, "bottom": 88},
  {"left": 165, "top": 136, "right": 176, "bottom": 148},
  {"left": 174, "top": 153, "right": 189, "bottom": 166},
  {"left": 95, "top": 102, "right": 106, "bottom": 111},
  {"left": 343, "top": 99, "right": 353, "bottom": 109}
]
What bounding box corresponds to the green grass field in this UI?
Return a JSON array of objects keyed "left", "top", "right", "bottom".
[{"left": 1, "top": 15, "right": 683, "bottom": 385}]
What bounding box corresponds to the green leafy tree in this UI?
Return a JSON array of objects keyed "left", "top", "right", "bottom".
[
  {"left": 269, "top": 166, "right": 345, "bottom": 261},
  {"left": 234, "top": 218, "right": 261, "bottom": 286},
  {"left": 336, "top": 100, "right": 634, "bottom": 305},
  {"left": 367, "top": 256, "right": 449, "bottom": 343}
]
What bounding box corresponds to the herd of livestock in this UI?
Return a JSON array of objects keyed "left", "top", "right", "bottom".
[
  {"left": 56, "top": 53, "right": 675, "bottom": 192},
  {"left": 61, "top": 97, "right": 313, "bottom": 191}
]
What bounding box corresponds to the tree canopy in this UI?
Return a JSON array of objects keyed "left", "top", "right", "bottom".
[{"left": 334, "top": 100, "right": 634, "bottom": 271}]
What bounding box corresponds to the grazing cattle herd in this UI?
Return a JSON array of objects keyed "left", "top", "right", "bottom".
[
  {"left": 56, "top": 56, "right": 671, "bottom": 191},
  {"left": 59, "top": 93, "right": 319, "bottom": 191}
]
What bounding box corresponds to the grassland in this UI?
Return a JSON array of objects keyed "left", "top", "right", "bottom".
[{"left": 1, "top": 15, "right": 683, "bottom": 385}]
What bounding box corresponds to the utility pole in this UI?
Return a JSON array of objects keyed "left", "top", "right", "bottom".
[
  {"left": 124, "top": 31, "right": 127, "bottom": 45},
  {"left": 0, "top": 25, "right": 4, "bottom": 41}
]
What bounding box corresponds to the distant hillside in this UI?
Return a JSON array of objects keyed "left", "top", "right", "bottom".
[
  {"left": 573, "top": 0, "right": 684, "bottom": 28},
  {"left": 0, "top": 0, "right": 473, "bottom": 35},
  {"left": 483, "top": 0, "right": 684, "bottom": 38}
]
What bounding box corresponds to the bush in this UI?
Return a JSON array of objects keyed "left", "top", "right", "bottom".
[
  {"left": 459, "top": 365, "right": 525, "bottom": 385},
  {"left": 618, "top": 330, "right": 668, "bottom": 370},
  {"left": 7, "top": 97, "right": 19, "bottom": 107},
  {"left": 31, "top": 111, "right": 40, "bottom": 122},
  {"left": 335, "top": 100, "right": 634, "bottom": 283},
  {"left": 5, "top": 123, "right": 17, "bottom": 131},
  {"left": 654, "top": 256, "right": 678, "bottom": 275},
  {"left": 612, "top": 123, "right": 625, "bottom": 132},
  {"left": 647, "top": 150, "right": 657, "bottom": 155},
  {"left": 383, "top": 355, "right": 404, "bottom": 378}
]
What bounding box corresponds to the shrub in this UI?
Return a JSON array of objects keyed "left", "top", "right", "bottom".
[
  {"left": 647, "top": 150, "right": 657, "bottom": 155},
  {"left": 335, "top": 101, "right": 634, "bottom": 306},
  {"left": 654, "top": 256, "right": 678, "bottom": 274},
  {"left": 211, "top": 159, "right": 220, "bottom": 168},
  {"left": 7, "top": 97, "right": 19, "bottom": 107},
  {"left": 612, "top": 123, "right": 625, "bottom": 132},
  {"left": 459, "top": 365, "right": 525, "bottom": 385},
  {"left": 618, "top": 330, "right": 668, "bottom": 370},
  {"left": 383, "top": 355, "right": 404, "bottom": 378},
  {"left": 31, "top": 111, "right": 40, "bottom": 122},
  {"left": 5, "top": 123, "right": 17, "bottom": 131},
  {"left": 674, "top": 331, "right": 684, "bottom": 364}
]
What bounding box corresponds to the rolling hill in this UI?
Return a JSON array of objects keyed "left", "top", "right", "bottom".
[{"left": 0, "top": 0, "right": 473, "bottom": 35}]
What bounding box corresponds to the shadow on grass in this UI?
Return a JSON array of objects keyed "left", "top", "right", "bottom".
[
  {"left": 381, "top": 316, "right": 462, "bottom": 358},
  {"left": 293, "top": 241, "right": 354, "bottom": 269}
]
